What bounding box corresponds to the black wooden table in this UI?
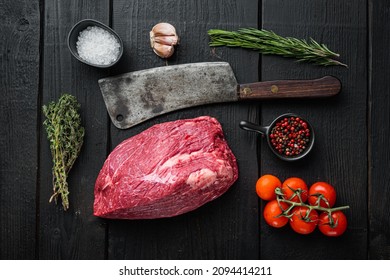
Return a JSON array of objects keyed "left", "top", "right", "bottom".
[{"left": 1, "top": 0, "right": 389, "bottom": 260}]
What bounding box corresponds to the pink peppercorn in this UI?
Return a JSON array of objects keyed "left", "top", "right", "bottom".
[{"left": 269, "top": 117, "right": 311, "bottom": 157}]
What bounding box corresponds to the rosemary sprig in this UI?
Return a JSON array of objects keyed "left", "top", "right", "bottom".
[
  {"left": 43, "top": 94, "right": 85, "bottom": 210},
  {"left": 208, "top": 28, "right": 347, "bottom": 67}
]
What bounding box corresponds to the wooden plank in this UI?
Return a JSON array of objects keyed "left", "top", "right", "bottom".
[
  {"left": 0, "top": 0, "right": 40, "bottom": 259},
  {"left": 107, "top": 0, "right": 259, "bottom": 259},
  {"left": 38, "top": 0, "right": 109, "bottom": 259},
  {"left": 260, "top": 0, "right": 368, "bottom": 259},
  {"left": 368, "top": 0, "right": 390, "bottom": 259}
]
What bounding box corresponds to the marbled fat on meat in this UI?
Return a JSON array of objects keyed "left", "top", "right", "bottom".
[{"left": 93, "top": 116, "right": 238, "bottom": 219}]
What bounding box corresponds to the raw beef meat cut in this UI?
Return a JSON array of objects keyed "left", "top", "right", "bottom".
[{"left": 94, "top": 116, "right": 238, "bottom": 219}]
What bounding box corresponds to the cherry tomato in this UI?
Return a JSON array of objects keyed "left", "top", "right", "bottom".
[
  {"left": 318, "top": 211, "right": 347, "bottom": 237},
  {"left": 256, "top": 174, "right": 282, "bottom": 201},
  {"left": 308, "top": 182, "right": 336, "bottom": 208},
  {"left": 263, "top": 200, "right": 289, "bottom": 228},
  {"left": 289, "top": 206, "right": 318, "bottom": 234},
  {"left": 282, "top": 177, "right": 308, "bottom": 202}
]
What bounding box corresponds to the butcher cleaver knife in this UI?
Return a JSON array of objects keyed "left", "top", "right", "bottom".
[{"left": 98, "top": 62, "right": 340, "bottom": 129}]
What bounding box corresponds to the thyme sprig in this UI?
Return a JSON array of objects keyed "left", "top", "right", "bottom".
[
  {"left": 43, "top": 94, "right": 85, "bottom": 210},
  {"left": 208, "top": 28, "right": 347, "bottom": 67}
]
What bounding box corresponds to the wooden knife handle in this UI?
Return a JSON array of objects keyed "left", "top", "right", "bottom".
[{"left": 238, "top": 76, "right": 341, "bottom": 100}]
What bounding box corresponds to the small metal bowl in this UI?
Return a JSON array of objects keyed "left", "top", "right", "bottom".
[
  {"left": 67, "top": 19, "right": 123, "bottom": 68},
  {"left": 239, "top": 113, "right": 315, "bottom": 161}
]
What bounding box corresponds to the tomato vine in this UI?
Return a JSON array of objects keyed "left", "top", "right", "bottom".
[{"left": 274, "top": 185, "right": 349, "bottom": 230}]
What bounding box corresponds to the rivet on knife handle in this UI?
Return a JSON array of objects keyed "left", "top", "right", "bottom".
[{"left": 238, "top": 76, "right": 341, "bottom": 100}]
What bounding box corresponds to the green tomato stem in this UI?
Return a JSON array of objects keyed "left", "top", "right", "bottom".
[
  {"left": 277, "top": 198, "right": 350, "bottom": 213},
  {"left": 275, "top": 187, "right": 350, "bottom": 219}
]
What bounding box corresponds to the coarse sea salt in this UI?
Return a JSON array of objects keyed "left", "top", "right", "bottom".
[{"left": 76, "top": 26, "right": 120, "bottom": 66}]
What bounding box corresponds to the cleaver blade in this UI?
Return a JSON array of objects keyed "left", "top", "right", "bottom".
[{"left": 98, "top": 62, "right": 341, "bottom": 129}]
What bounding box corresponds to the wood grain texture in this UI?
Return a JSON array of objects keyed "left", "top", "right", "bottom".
[
  {"left": 238, "top": 76, "right": 341, "bottom": 100},
  {"left": 107, "top": 0, "right": 260, "bottom": 259},
  {"left": 0, "top": 0, "right": 40, "bottom": 259},
  {"left": 260, "top": 0, "right": 368, "bottom": 259},
  {"left": 2, "top": 0, "right": 389, "bottom": 261},
  {"left": 368, "top": 0, "right": 390, "bottom": 259},
  {"left": 38, "top": 0, "right": 108, "bottom": 259}
]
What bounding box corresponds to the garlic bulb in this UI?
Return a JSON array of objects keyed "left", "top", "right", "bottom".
[{"left": 150, "top": 23, "right": 179, "bottom": 58}]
